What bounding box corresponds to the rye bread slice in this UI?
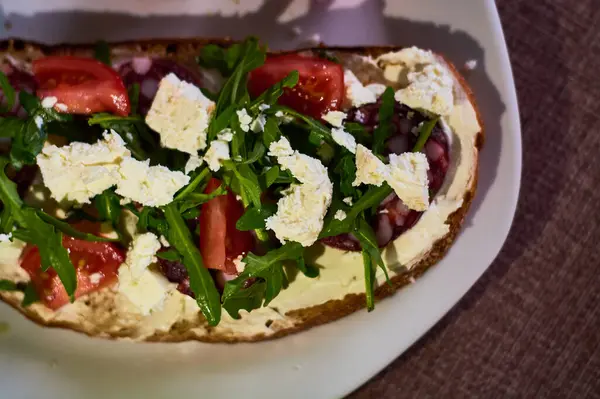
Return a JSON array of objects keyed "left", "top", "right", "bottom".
[{"left": 0, "top": 38, "right": 483, "bottom": 343}]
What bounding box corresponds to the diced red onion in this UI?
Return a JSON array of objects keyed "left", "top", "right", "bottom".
[
  {"left": 140, "top": 79, "right": 159, "bottom": 100},
  {"left": 381, "top": 192, "right": 397, "bottom": 206},
  {"left": 387, "top": 135, "right": 409, "bottom": 154},
  {"left": 132, "top": 57, "right": 153, "bottom": 75},
  {"left": 425, "top": 140, "right": 445, "bottom": 162},
  {"left": 376, "top": 214, "right": 393, "bottom": 246}
]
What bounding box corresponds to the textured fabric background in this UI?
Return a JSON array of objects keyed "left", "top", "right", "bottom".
[{"left": 351, "top": 1, "right": 600, "bottom": 398}]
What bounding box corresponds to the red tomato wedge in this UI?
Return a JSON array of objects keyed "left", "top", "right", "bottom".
[
  {"left": 247, "top": 54, "right": 344, "bottom": 119},
  {"left": 20, "top": 227, "right": 125, "bottom": 310},
  {"left": 199, "top": 178, "right": 254, "bottom": 275},
  {"left": 32, "top": 56, "right": 131, "bottom": 116}
]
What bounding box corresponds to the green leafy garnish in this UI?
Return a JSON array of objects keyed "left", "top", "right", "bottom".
[
  {"left": 94, "top": 40, "right": 111, "bottom": 66},
  {"left": 235, "top": 204, "right": 276, "bottom": 231},
  {"left": 36, "top": 211, "right": 118, "bottom": 243},
  {"left": 21, "top": 283, "right": 39, "bottom": 307},
  {"left": 222, "top": 242, "right": 304, "bottom": 318},
  {"left": 412, "top": 117, "right": 439, "bottom": 152},
  {"left": 8, "top": 92, "right": 71, "bottom": 170},
  {"left": 0, "top": 280, "right": 20, "bottom": 291},
  {"left": 163, "top": 203, "right": 221, "bottom": 326},
  {"left": 156, "top": 249, "right": 182, "bottom": 262},
  {"left": 372, "top": 87, "right": 395, "bottom": 154},
  {"left": 273, "top": 106, "right": 333, "bottom": 145},
  {"left": 0, "top": 70, "right": 16, "bottom": 112},
  {"left": 248, "top": 71, "right": 299, "bottom": 112},
  {"left": 94, "top": 189, "right": 122, "bottom": 227}
]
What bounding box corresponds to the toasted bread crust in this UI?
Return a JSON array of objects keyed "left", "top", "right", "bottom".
[{"left": 0, "top": 39, "right": 483, "bottom": 343}]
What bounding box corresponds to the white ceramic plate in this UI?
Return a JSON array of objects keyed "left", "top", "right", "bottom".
[{"left": 0, "top": 0, "right": 521, "bottom": 398}]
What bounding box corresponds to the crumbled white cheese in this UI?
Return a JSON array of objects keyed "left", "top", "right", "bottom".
[
  {"left": 353, "top": 144, "right": 388, "bottom": 187},
  {"left": 41, "top": 96, "right": 58, "bottom": 109},
  {"left": 118, "top": 233, "right": 169, "bottom": 315},
  {"left": 217, "top": 128, "right": 234, "bottom": 142},
  {"left": 464, "top": 59, "right": 478, "bottom": 70},
  {"left": 204, "top": 140, "right": 230, "bottom": 172},
  {"left": 344, "top": 69, "right": 377, "bottom": 107},
  {"left": 233, "top": 254, "right": 246, "bottom": 273},
  {"left": 342, "top": 197, "right": 353, "bottom": 206},
  {"left": 237, "top": 109, "right": 253, "bottom": 132},
  {"left": 34, "top": 115, "right": 43, "bottom": 129},
  {"left": 387, "top": 152, "right": 430, "bottom": 211},
  {"left": 331, "top": 127, "right": 357, "bottom": 154},
  {"left": 322, "top": 111, "right": 347, "bottom": 127},
  {"left": 145, "top": 73, "right": 215, "bottom": 154},
  {"left": 258, "top": 103, "right": 270, "bottom": 111},
  {"left": 0, "top": 233, "right": 12, "bottom": 243},
  {"left": 379, "top": 208, "right": 389, "bottom": 214},
  {"left": 251, "top": 114, "right": 267, "bottom": 133},
  {"left": 265, "top": 137, "right": 333, "bottom": 247},
  {"left": 395, "top": 63, "right": 454, "bottom": 116},
  {"left": 89, "top": 272, "right": 102, "bottom": 285},
  {"left": 36, "top": 130, "right": 130, "bottom": 204},
  {"left": 365, "top": 83, "right": 387, "bottom": 97},
  {"left": 55, "top": 103, "right": 68, "bottom": 112},
  {"left": 353, "top": 145, "right": 430, "bottom": 211},
  {"left": 115, "top": 158, "right": 190, "bottom": 207},
  {"left": 184, "top": 154, "right": 203, "bottom": 175},
  {"left": 376, "top": 47, "right": 435, "bottom": 69},
  {"left": 159, "top": 235, "right": 170, "bottom": 247},
  {"left": 334, "top": 210, "right": 347, "bottom": 221}
]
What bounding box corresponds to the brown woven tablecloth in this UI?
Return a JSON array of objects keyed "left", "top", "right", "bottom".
[{"left": 351, "top": 1, "right": 600, "bottom": 398}]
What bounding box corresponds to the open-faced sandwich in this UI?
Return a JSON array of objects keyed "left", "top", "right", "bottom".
[{"left": 0, "top": 37, "right": 482, "bottom": 342}]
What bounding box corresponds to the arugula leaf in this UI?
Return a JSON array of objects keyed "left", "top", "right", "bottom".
[
  {"left": 207, "top": 106, "right": 235, "bottom": 142},
  {"left": 372, "top": 87, "right": 395, "bottom": 154},
  {"left": 133, "top": 206, "right": 169, "bottom": 237},
  {"left": 197, "top": 42, "right": 242, "bottom": 76},
  {"left": 248, "top": 71, "right": 299, "bottom": 112},
  {"left": 174, "top": 166, "right": 210, "bottom": 201},
  {"left": 262, "top": 165, "right": 280, "bottom": 188},
  {"left": 320, "top": 183, "right": 393, "bottom": 238},
  {"left": 261, "top": 117, "right": 281, "bottom": 147},
  {"left": 361, "top": 249, "right": 375, "bottom": 311},
  {"left": 213, "top": 38, "right": 266, "bottom": 115},
  {"left": 94, "top": 40, "right": 111, "bottom": 66},
  {"left": 163, "top": 203, "right": 221, "bottom": 326},
  {"left": 177, "top": 185, "right": 227, "bottom": 214},
  {"left": 0, "top": 70, "right": 15, "bottom": 112},
  {"left": 0, "top": 280, "right": 19, "bottom": 291},
  {"left": 222, "top": 242, "right": 304, "bottom": 318},
  {"left": 222, "top": 281, "right": 266, "bottom": 318},
  {"left": 236, "top": 141, "right": 265, "bottom": 165},
  {"left": 235, "top": 204, "right": 276, "bottom": 231},
  {"left": 344, "top": 122, "right": 372, "bottom": 146},
  {"left": 36, "top": 211, "right": 118, "bottom": 243},
  {"left": 21, "top": 283, "right": 39, "bottom": 307},
  {"left": 334, "top": 152, "right": 358, "bottom": 197},
  {"left": 295, "top": 255, "right": 320, "bottom": 278},
  {"left": 156, "top": 249, "right": 182, "bottom": 262},
  {"left": 9, "top": 92, "right": 71, "bottom": 170},
  {"left": 413, "top": 117, "right": 440, "bottom": 152},
  {"left": 94, "top": 189, "right": 122, "bottom": 227},
  {"left": 224, "top": 162, "right": 262, "bottom": 208},
  {"left": 128, "top": 83, "right": 140, "bottom": 115},
  {"left": 0, "top": 117, "right": 22, "bottom": 138},
  {"left": 354, "top": 217, "right": 390, "bottom": 285},
  {"left": 88, "top": 113, "right": 152, "bottom": 161},
  {"left": 272, "top": 106, "right": 333, "bottom": 145}
]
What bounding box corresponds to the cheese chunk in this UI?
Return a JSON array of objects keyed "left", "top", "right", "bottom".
[
  {"left": 115, "top": 158, "right": 190, "bottom": 207},
  {"left": 117, "top": 233, "right": 169, "bottom": 316},
  {"left": 331, "top": 127, "right": 357, "bottom": 154},
  {"left": 204, "top": 140, "right": 230, "bottom": 172},
  {"left": 236, "top": 109, "right": 253, "bottom": 132},
  {"left": 353, "top": 145, "right": 430, "bottom": 211},
  {"left": 387, "top": 153, "right": 430, "bottom": 211},
  {"left": 322, "top": 111, "right": 347, "bottom": 127},
  {"left": 36, "top": 131, "right": 130, "bottom": 204},
  {"left": 344, "top": 69, "right": 378, "bottom": 107},
  {"left": 146, "top": 73, "right": 215, "bottom": 154},
  {"left": 265, "top": 137, "right": 333, "bottom": 247},
  {"left": 376, "top": 47, "right": 454, "bottom": 116},
  {"left": 353, "top": 144, "right": 388, "bottom": 187},
  {"left": 395, "top": 64, "right": 454, "bottom": 116},
  {"left": 184, "top": 154, "right": 203, "bottom": 175}
]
